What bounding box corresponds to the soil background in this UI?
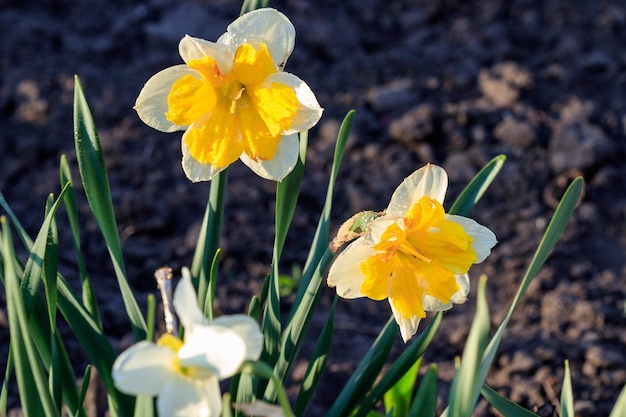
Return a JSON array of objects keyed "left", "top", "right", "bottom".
[{"left": 1, "top": 0, "right": 626, "bottom": 416}]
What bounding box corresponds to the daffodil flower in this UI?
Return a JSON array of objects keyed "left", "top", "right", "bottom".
[
  {"left": 135, "top": 8, "right": 323, "bottom": 182},
  {"left": 327, "top": 165, "right": 497, "bottom": 342},
  {"left": 112, "top": 268, "right": 263, "bottom": 416}
]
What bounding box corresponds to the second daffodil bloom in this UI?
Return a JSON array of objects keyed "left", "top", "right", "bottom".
[
  {"left": 112, "top": 268, "right": 263, "bottom": 417},
  {"left": 135, "top": 8, "right": 323, "bottom": 182},
  {"left": 327, "top": 164, "right": 497, "bottom": 342}
]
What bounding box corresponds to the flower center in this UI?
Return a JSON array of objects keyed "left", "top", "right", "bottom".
[
  {"left": 165, "top": 42, "right": 299, "bottom": 168},
  {"left": 359, "top": 196, "right": 477, "bottom": 319},
  {"left": 156, "top": 333, "right": 201, "bottom": 378}
]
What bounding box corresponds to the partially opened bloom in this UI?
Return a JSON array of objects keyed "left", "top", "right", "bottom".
[
  {"left": 327, "top": 164, "right": 497, "bottom": 342},
  {"left": 135, "top": 8, "right": 323, "bottom": 182},
  {"left": 113, "top": 268, "right": 263, "bottom": 417}
]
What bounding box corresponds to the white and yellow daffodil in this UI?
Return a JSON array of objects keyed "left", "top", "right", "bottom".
[
  {"left": 135, "top": 8, "right": 323, "bottom": 182},
  {"left": 112, "top": 268, "right": 263, "bottom": 417},
  {"left": 327, "top": 164, "right": 497, "bottom": 342}
]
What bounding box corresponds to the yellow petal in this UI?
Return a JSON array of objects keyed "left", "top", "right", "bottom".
[
  {"left": 387, "top": 253, "right": 427, "bottom": 319},
  {"left": 232, "top": 43, "right": 277, "bottom": 86},
  {"left": 237, "top": 93, "right": 282, "bottom": 161},
  {"left": 359, "top": 255, "right": 393, "bottom": 301},
  {"left": 183, "top": 104, "right": 243, "bottom": 168},
  {"left": 249, "top": 81, "right": 298, "bottom": 137},
  {"left": 166, "top": 74, "right": 216, "bottom": 126}
]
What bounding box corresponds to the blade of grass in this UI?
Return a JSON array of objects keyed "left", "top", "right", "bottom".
[
  {"left": 192, "top": 169, "right": 228, "bottom": 316},
  {"left": 560, "top": 360, "right": 574, "bottom": 417},
  {"left": 294, "top": 296, "right": 338, "bottom": 416},
  {"left": 263, "top": 249, "right": 333, "bottom": 401},
  {"left": 449, "top": 155, "right": 506, "bottom": 216},
  {"left": 73, "top": 75, "right": 145, "bottom": 339},
  {"left": 383, "top": 357, "right": 421, "bottom": 417},
  {"left": 74, "top": 365, "right": 92, "bottom": 417},
  {"left": 43, "top": 195, "right": 62, "bottom": 409},
  {"left": 609, "top": 381, "right": 626, "bottom": 417},
  {"left": 481, "top": 384, "right": 539, "bottom": 417},
  {"left": 408, "top": 364, "right": 438, "bottom": 417},
  {"left": 448, "top": 276, "right": 490, "bottom": 417},
  {"left": 354, "top": 312, "right": 442, "bottom": 417},
  {"left": 326, "top": 317, "right": 398, "bottom": 417},
  {"left": 0, "top": 345, "right": 12, "bottom": 416},
  {"left": 441, "top": 177, "right": 583, "bottom": 417},
  {"left": 0, "top": 196, "right": 128, "bottom": 416},
  {"left": 3, "top": 218, "right": 60, "bottom": 417},
  {"left": 296, "top": 110, "right": 354, "bottom": 306},
  {"left": 260, "top": 132, "right": 308, "bottom": 395},
  {"left": 60, "top": 154, "right": 101, "bottom": 325}
]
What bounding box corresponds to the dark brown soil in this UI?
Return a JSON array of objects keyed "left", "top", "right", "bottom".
[{"left": 1, "top": 0, "right": 625, "bottom": 416}]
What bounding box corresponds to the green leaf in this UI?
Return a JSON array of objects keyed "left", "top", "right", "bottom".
[
  {"left": 241, "top": 361, "right": 295, "bottom": 417},
  {"left": 240, "top": 0, "right": 270, "bottom": 14},
  {"left": 326, "top": 317, "right": 398, "bottom": 417},
  {"left": 73, "top": 76, "right": 146, "bottom": 339},
  {"left": 263, "top": 250, "right": 334, "bottom": 401},
  {"left": 60, "top": 154, "right": 101, "bottom": 325},
  {"left": 448, "top": 276, "right": 490, "bottom": 417},
  {"left": 441, "top": 177, "right": 584, "bottom": 417},
  {"left": 262, "top": 132, "right": 308, "bottom": 372},
  {"left": 75, "top": 365, "right": 92, "bottom": 417},
  {"left": 408, "top": 364, "right": 438, "bottom": 417},
  {"left": 560, "top": 360, "right": 574, "bottom": 417},
  {"left": 0, "top": 196, "right": 120, "bottom": 416},
  {"left": 192, "top": 170, "right": 228, "bottom": 316},
  {"left": 481, "top": 384, "right": 539, "bottom": 417},
  {"left": 296, "top": 110, "right": 354, "bottom": 305},
  {"left": 449, "top": 155, "right": 506, "bottom": 216},
  {"left": 3, "top": 218, "right": 60, "bottom": 417},
  {"left": 354, "top": 312, "right": 442, "bottom": 417},
  {"left": 0, "top": 344, "right": 12, "bottom": 416},
  {"left": 609, "top": 381, "right": 626, "bottom": 417},
  {"left": 294, "top": 296, "right": 338, "bottom": 416},
  {"left": 383, "top": 358, "right": 421, "bottom": 417}
]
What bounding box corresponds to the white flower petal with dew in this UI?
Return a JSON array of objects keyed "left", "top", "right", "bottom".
[
  {"left": 134, "top": 65, "right": 197, "bottom": 133},
  {"left": 240, "top": 133, "right": 299, "bottom": 181},
  {"left": 218, "top": 8, "right": 295, "bottom": 68},
  {"left": 158, "top": 375, "right": 221, "bottom": 417},
  {"left": 112, "top": 341, "right": 177, "bottom": 396},
  {"left": 385, "top": 164, "right": 448, "bottom": 218},
  {"left": 326, "top": 238, "right": 375, "bottom": 299},
  {"left": 173, "top": 267, "right": 208, "bottom": 330}
]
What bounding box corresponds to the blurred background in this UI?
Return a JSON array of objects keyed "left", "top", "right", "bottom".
[{"left": 1, "top": 0, "right": 625, "bottom": 415}]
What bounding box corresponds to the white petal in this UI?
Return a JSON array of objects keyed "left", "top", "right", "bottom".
[
  {"left": 158, "top": 376, "right": 221, "bottom": 417},
  {"left": 327, "top": 237, "right": 376, "bottom": 299},
  {"left": 261, "top": 72, "right": 323, "bottom": 134},
  {"left": 178, "top": 35, "right": 233, "bottom": 74},
  {"left": 212, "top": 315, "right": 264, "bottom": 361},
  {"left": 240, "top": 133, "right": 299, "bottom": 181},
  {"left": 135, "top": 65, "right": 196, "bottom": 133},
  {"left": 178, "top": 325, "right": 247, "bottom": 379},
  {"left": 112, "top": 341, "right": 176, "bottom": 396},
  {"left": 422, "top": 295, "right": 453, "bottom": 312},
  {"left": 219, "top": 8, "right": 295, "bottom": 68},
  {"left": 173, "top": 267, "right": 208, "bottom": 331},
  {"left": 446, "top": 215, "right": 497, "bottom": 263},
  {"left": 181, "top": 137, "right": 225, "bottom": 182},
  {"left": 388, "top": 299, "right": 421, "bottom": 343},
  {"left": 386, "top": 164, "right": 448, "bottom": 218},
  {"left": 451, "top": 273, "right": 470, "bottom": 304}
]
